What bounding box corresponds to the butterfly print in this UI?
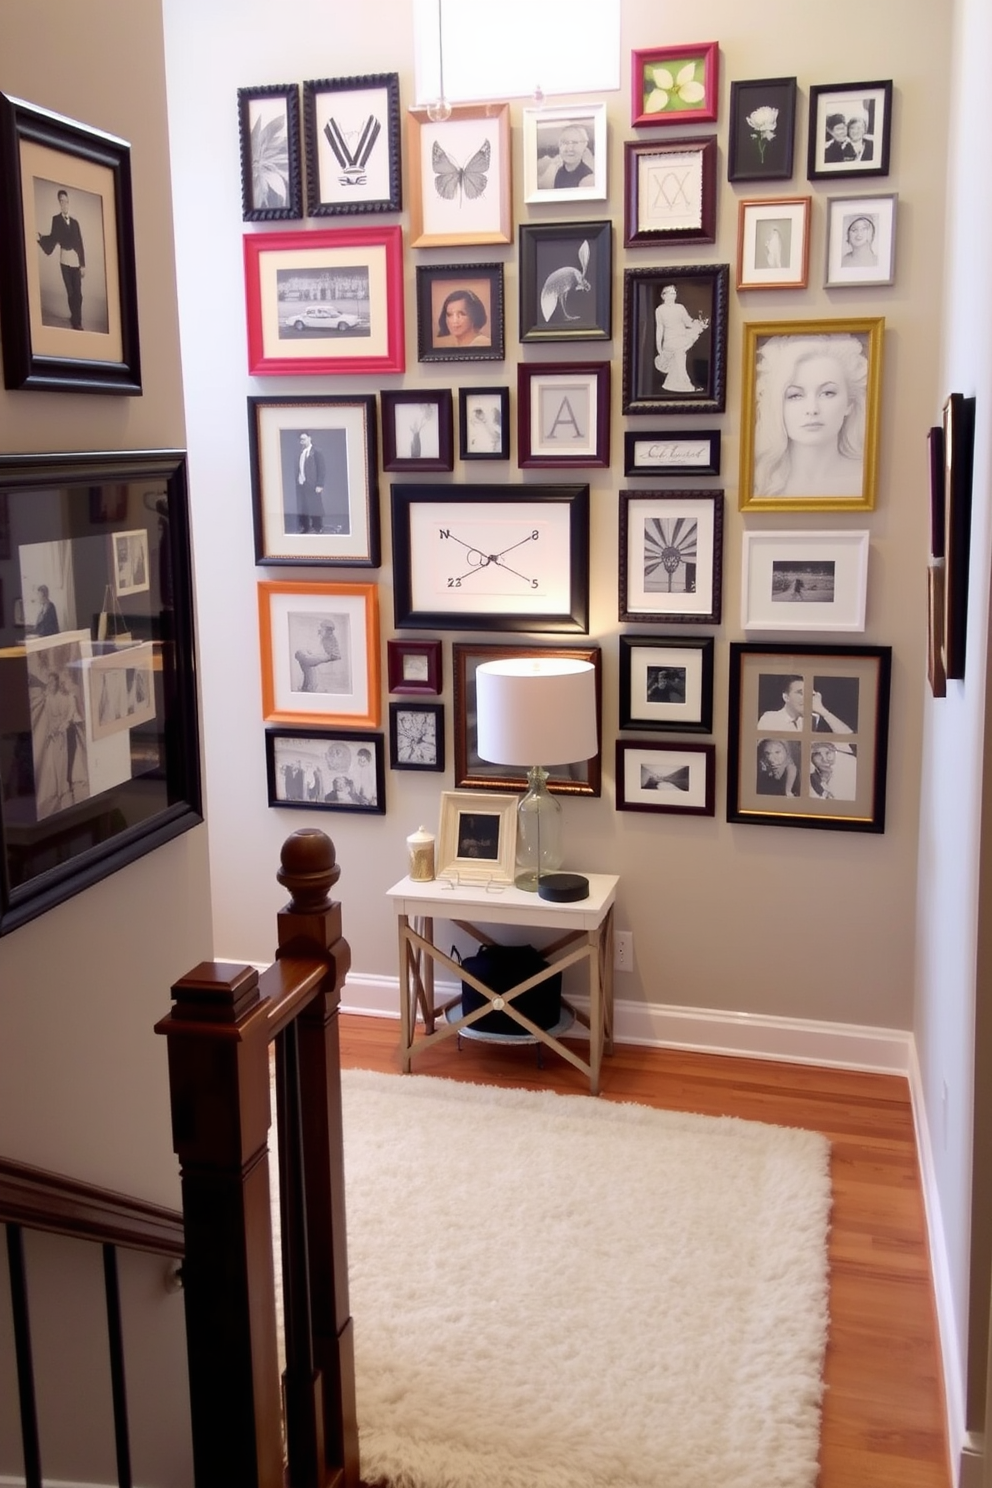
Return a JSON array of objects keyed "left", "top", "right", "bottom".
[{"left": 432, "top": 138, "right": 490, "bottom": 204}]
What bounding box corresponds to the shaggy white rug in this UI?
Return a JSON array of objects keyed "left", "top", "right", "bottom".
[{"left": 340, "top": 1069, "right": 831, "bottom": 1488}]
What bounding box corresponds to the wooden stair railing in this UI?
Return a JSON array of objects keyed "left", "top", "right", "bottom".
[
  {"left": 0, "top": 1161, "right": 184, "bottom": 1488},
  {"left": 155, "top": 827, "right": 359, "bottom": 1488}
]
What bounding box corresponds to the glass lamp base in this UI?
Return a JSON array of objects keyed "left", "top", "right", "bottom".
[{"left": 515, "top": 765, "right": 563, "bottom": 893}]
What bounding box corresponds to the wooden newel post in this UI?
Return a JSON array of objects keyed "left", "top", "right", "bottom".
[
  {"left": 156, "top": 827, "right": 359, "bottom": 1488},
  {"left": 274, "top": 827, "right": 359, "bottom": 1488},
  {"left": 155, "top": 961, "right": 283, "bottom": 1487}
]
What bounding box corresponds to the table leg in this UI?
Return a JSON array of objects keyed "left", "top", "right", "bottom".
[
  {"left": 420, "top": 916, "right": 436, "bottom": 1033},
  {"left": 398, "top": 913, "right": 413, "bottom": 1073},
  {"left": 588, "top": 927, "right": 603, "bottom": 1096},
  {"left": 602, "top": 904, "right": 615, "bottom": 1057}
]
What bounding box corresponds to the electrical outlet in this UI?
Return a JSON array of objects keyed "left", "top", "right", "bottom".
[{"left": 615, "top": 931, "right": 633, "bottom": 972}]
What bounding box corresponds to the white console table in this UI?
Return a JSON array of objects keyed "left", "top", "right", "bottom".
[{"left": 386, "top": 874, "right": 619, "bottom": 1095}]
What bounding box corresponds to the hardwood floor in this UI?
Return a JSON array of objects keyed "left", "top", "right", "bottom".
[{"left": 338, "top": 1011, "right": 951, "bottom": 1488}]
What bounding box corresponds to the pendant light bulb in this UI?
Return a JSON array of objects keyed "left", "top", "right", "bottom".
[
  {"left": 427, "top": 95, "right": 452, "bottom": 122},
  {"left": 533, "top": 83, "right": 545, "bottom": 107}
]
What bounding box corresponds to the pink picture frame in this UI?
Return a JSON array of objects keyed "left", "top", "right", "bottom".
[{"left": 244, "top": 225, "right": 405, "bottom": 376}]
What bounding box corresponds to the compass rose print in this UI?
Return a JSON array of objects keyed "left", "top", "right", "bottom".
[
  {"left": 439, "top": 527, "right": 541, "bottom": 589},
  {"left": 642, "top": 515, "right": 698, "bottom": 595}
]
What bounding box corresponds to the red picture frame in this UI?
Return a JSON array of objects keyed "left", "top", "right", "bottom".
[
  {"left": 631, "top": 42, "right": 719, "bottom": 128},
  {"left": 244, "top": 225, "right": 405, "bottom": 376}
]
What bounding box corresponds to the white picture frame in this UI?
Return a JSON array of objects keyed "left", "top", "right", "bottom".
[
  {"left": 737, "top": 197, "right": 811, "bottom": 290},
  {"left": 436, "top": 790, "right": 518, "bottom": 885},
  {"left": 741, "top": 529, "right": 869, "bottom": 632},
  {"left": 824, "top": 194, "right": 897, "bottom": 287},
  {"left": 522, "top": 103, "right": 607, "bottom": 204}
]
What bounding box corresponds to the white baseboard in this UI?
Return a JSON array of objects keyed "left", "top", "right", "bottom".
[
  {"left": 908, "top": 1043, "right": 967, "bottom": 1487},
  {"left": 340, "top": 972, "right": 912, "bottom": 1073}
]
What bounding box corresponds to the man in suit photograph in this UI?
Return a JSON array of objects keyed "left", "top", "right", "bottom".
[
  {"left": 37, "top": 188, "right": 86, "bottom": 329},
  {"left": 296, "top": 431, "right": 326, "bottom": 533}
]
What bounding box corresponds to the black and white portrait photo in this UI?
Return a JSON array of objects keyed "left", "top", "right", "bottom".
[
  {"left": 114, "top": 530, "right": 149, "bottom": 596},
  {"left": 771, "top": 561, "right": 836, "bottom": 604},
  {"left": 807, "top": 81, "right": 892, "bottom": 180},
  {"left": 288, "top": 610, "right": 352, "bottom": 695},
  {"left": 456, "top": 811, "right": 500, "bottom": 861},
  {"left": 524, "top": 104, "right": 606, "bottom": 203},
  {"left": 756, "top": 738, "right": 800, "bottom": 796},
  {"left": 645, "top": 665, "right": 687, "bottom": 704},
  {"left": 464, "top": 394, "right": 503, "bottom": 455},
  {"left": 26, "top": 639, "right": 91, "bottom": 821},
  {"left": 279, "top": 427, "right": 351, "bottom": 536},
  {"left": 756, "top": 672, "right": 859, "bottom": 734},
  {"left": 748, "top": 328, "right": 876, "bottom": 504},
  {"left": 276, "top": 266, "right": 370, "bottom": 339},
  {"left": 33, "top": 177, "right": 109, "bottom": 334},
  {"left": 623, "top": 266, "right": 728, "bottom": 414}
]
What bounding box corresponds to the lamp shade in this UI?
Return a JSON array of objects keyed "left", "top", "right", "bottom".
[{"left": 475, "top": 658, "right": 597, "bottom": 767}]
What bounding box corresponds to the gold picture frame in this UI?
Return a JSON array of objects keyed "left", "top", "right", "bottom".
[
  {"left": 738, "top": 317, "right": 884, "bottom": 512},
  {"left": 407, "top": 104, "right": 511, "bottom": 248}
]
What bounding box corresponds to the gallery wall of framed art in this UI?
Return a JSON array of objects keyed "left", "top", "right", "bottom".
[{"left": 154, "top": 0, "right": 956, "bottom": 1058}]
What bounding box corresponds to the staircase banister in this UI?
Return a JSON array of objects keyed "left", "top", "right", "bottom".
[{"left": 0, "top": 1156, "right": 184, "bottom": 1257}]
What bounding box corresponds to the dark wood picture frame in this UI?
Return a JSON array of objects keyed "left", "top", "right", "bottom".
[
  {"left": 458, "top": 387, "right": 510, "bottom": 461},
  {"left": 518, "top": 221, "right": 612, "bottom": 343},
  {"left": 619, "top": 635, "right": 714, "bottom": 733},
  {"left": 623, "top": 137, "right": 717, "bottom": 248},
  {"left": 389, "top": 700, "right": 445, "bottom": 772},
  {"left": 453, "top": 642, "right": 602, "bottom": 796},
  {"left": 415, "top": 262, "right": 504, "bottom": 363},
  {"left": 381, "top": 389, "right": 454, "bottom": 473},
  {"left": 619, "top": 490, "right": 724, "bottom": 625},
  {"left": 391, "top": 483, "right": 589, "bottom": 633},
  {"left": 247, "top": 394, "right": 379, "bottom": 567},
  {"left": 942, "top": 393, "right": 976, "bottom": 681},
  {"left": 615, "top": 740, "right": 716, "bottom": 816},
  {"left": 0, "top": 92, "right": 141, "bottom": 394},
  {"left": 807, "top": 80, "right": 893, "bottom": 181},
  {"left": 265, "top": 727, "right": 385, "bottom": 813},
  {"left": 517, "top": 361, "right": 611, "bottom": 468},
  {"left": 727, "top": 641, "right": 892, "bottom": 833},
  {"left": 237, "top": 83, "right": 303, "bottom": 221},
  {"left": 386, "top": 638, "right": 442, "bottom": 695},
  {"left": 302, "top": 73, "right": 400, "bottom": 216},
  {"left": 622, "top": 264, "right": 729, "bottom": 415},
  {"left": 0, "top": 450, "right": 202, "bottom": 936},
  {"left": 624, "top": 428, "right": 721, "bottom": 477},
  {"left": 727, "top": 78, "right": 797, "bottom": 183}
]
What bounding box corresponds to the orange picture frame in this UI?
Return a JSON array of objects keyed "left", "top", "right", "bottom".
[{"left": 258, "top": 579, "right": 380, "bottom": 728}]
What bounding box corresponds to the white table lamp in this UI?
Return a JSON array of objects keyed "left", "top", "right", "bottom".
[{"left": 475, "top": 657, "right": 597, "bottom": 898}]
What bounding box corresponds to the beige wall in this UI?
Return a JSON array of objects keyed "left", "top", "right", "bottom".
[{"left": 166, "top": 0, "right": 948, "bottom": 1034}]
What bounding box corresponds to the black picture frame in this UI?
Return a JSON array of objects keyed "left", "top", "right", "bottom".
[
  {"left": 619, "top": 490, "right": 724, "bottom": 625},
  {"left": 727, "top": 78, "right": 797, "bottom": 183},
  {"left": 518, "top": 221, "right": 612, "bottom": 343},
  {"left": 381, "top": 390, "right": 454, "bottom": 473},
  {"left": 458, "top": 387, "right": 510, "bottom": 461},
  {"left": 0, "top": 92, "right": 141, "bottom": 395},
  {"left": 615, "top": 740, "right": 716, "bottom": 816},
  {"left": 237, "top": 83, "right": 303, "bottom": 221},
  {"left": 386, "top": 638, "right": 442, "bottom": 695},
  {"left": 623, "top": 137, "right": 717, "bottom": 247},
  {"left": 619, "top": 635, "right": 714, "bottom": 733},
  {"left": 942, "top": 393, "right": 976, "bottom": 681},
  {"left": 622, "top": 265, "right": 729, "bottom": 414},
  {"left": 624, "top": 428, "right": 721, "bottom": 477},
  {"left": 807, "top": 80, "right": 893, "bottom": 181},
  {"left": 303, "top": 73, "right": 401, "bottom": 216},
  {"left": 453, "top": 642, "right": 602, "bottom": 796},
  {"left": 391, "top": 483, "right": 589, "bottom": 633},
  {"left": 0, "top": 450, "right": 202, "bottom": 935},
  {"left": 727, "top": 642, "right": 892, "bottom": 833},
  {"left": 389, "top": 701, "right": 445, "bottom": 772},
  {"left": 247, "top": 394, "right": 380, "bottom": 567},
  {"left": 265, "top": 727, "right": 385, "bottom": 814},
  {"left": 415, "top": 262, "right": 504, "bottom": 363}
]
